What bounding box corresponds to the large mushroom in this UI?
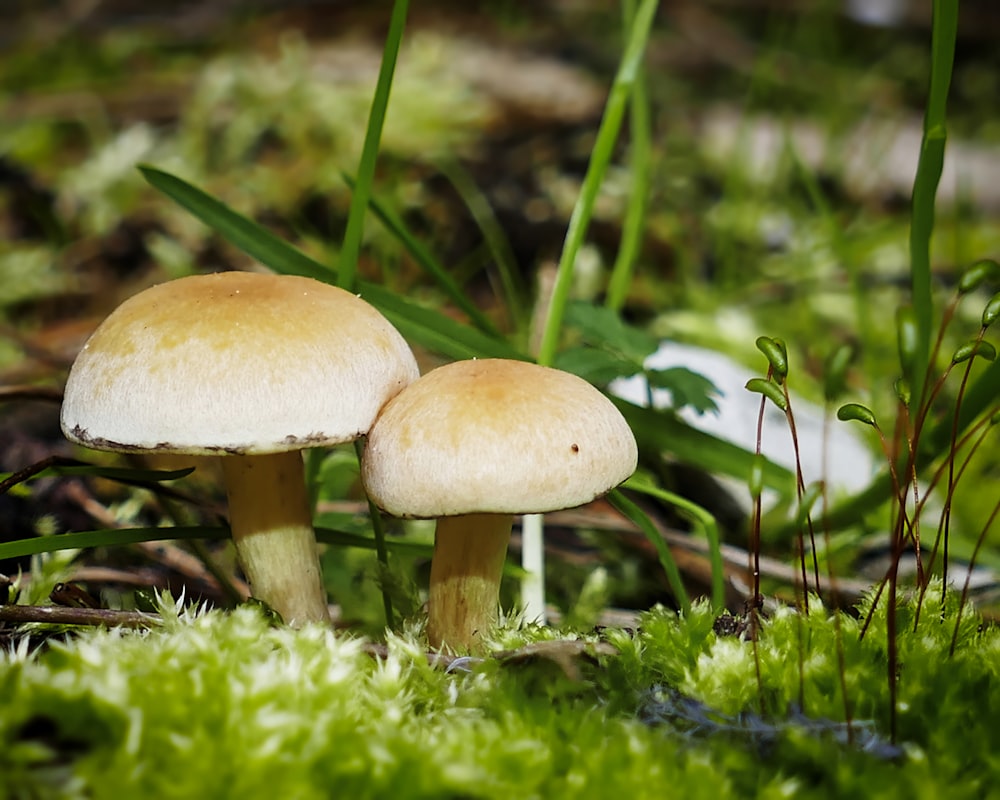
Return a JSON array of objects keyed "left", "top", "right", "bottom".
[
  {"left": 61, "top": 270, "right": 419, "bottom": 626},
  {"left": 361, "top": 358, "right": 637, "bottom": 651}
]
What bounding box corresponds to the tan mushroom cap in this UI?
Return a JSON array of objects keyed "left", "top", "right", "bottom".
[
  {"left": 61, "top": 271, "right": 419, "bottom": 455},
  {"left": 362, "top": 358, "right": 638, "bottom": 517}
]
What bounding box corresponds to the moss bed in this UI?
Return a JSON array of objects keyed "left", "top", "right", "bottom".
[{"left": 2, "top": 587, "right": 997, "bottom": 799}]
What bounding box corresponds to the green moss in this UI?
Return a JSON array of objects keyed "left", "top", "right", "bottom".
[{"left": 1, "top": 587, "right": 996, "bottom": 798}]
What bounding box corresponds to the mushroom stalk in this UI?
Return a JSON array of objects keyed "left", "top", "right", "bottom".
[
  {"left": 221, "top": 452, "right": 330, "bottom": 626},
  {"left": 427, "top": 512, "right": 513, "bottom": 652}
]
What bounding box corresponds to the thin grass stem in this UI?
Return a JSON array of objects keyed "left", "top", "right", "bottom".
[
  {"left": 536, "top": 0, "right": 659, "bottom": 367},
  {"left": 606, "top": 0, "right": 652, "bottom": 313},
  {"left": 337, "top": 0, "right": 410, "bottom": 292},
  {"left": 907, "top": 0, "right": 959, "bottom": 412}
]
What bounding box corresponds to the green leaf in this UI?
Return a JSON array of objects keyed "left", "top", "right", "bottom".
[
  {"left": 554, "top": 346, "right": 642, "bottom": 385},
  {"left": 564, "top": 302, "right": 658, "bottom": 362},
  {"left": 605, "top": 0, "right": 652, "bottom": 313},
  {"left": 622, "top": 476, "right": 725, "bottom": 612},
  {"left": 1, "top": 465, "right": 195, "bottom": 487},
  {"left": 359, "top": 284, "right": 523, "bottom": 361},
  {"left": 56, "top": 465, "right": 196, "bottom": 482},
  {"left": 645, "top": 367, "right": 720, "bottom": 416},
  {"left": 795, "top": 481, "right": 824, "bottom": 528},
  {"left": 0, "top": 527, "right": 227, "bottom": 559}
]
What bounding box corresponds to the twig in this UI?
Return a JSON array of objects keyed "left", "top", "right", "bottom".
[
  {"left": 0, "top": 384, "right": 64, "bottom": 403},
  {"left": 0, "top": 604, "right": 157, "bottom": 629}
]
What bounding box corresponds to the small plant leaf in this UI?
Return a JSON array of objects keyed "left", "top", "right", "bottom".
[
  {"left": 645, "top": 367, "right": 720, "bottom": 415},
  {"left": 360, "top": 284, "right": 523, "bottom": 361},
  {"left": 553, "top": 346, "right": 642, "bottom": 386},
  {"left": 56, "top": 465, "right": 196, "bottom": 482},
  {"left": 139, "top": 165, "right": 333, "bottom": 282},
  {"left": 564, "top": 302, "right": 659, "bottom": 362}
]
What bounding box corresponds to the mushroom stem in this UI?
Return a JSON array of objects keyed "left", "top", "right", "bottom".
[
  {"left": 221, "top": 452, "right": 330, "bottom": 626},
  {"left": 427, "top": 512, "right": 513, "bottom": 652}
]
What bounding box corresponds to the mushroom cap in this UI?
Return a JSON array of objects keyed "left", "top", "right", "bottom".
[
  {"left": 61, "top": 271, "right": 419, "bottom": 455},
  {"left": 362, "top": 358, "right": 638, "bottom": 517}
]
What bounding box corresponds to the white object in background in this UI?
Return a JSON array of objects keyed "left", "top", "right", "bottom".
[
  {"left": 520, "top": 513, "right": 546, "bottom": 624},
  {"left": 609, "top": 342, "right": 876, "bottom": 502},
  {"left": 844, "top": 0, "right": 908, "bottom": 27}
]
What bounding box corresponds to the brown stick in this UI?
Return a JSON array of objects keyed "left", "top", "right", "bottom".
[{"left": 0, "top": 604, "right": 157, "bottom": 628}]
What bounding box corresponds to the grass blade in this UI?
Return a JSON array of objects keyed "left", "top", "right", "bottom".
[
  {"left": 606, "top": 0, "right": 653, "bottom": 313},
  {"left": 342, "top": 172, "right": 500, "bottom": 335},
  {"left": 435, "top": 160, "right": 528, "bottom": 331},
  {"left": 623, "top": 476, "right": 725, "bottom": 612},
  {"left": 2, "top": 462, "right": 194, "bottom": 495},
  {"left": 139, "top": 166, "right": 522, "bottom": 361},
  {"left": 337, "top": 0, "right": 410, "bottom": 292},
  {"left": 608, "top": 489, "right": 691, "bottom": 615},
  {"left": 536, "top": 0, "right": 659, "bottom": 366},
  {"left": 139, "top": 165, "right": 333, "bottom": 281},
  {"left": 0, "top": 527, "right": 228, "bottom": 559},
  {"left": 907, "top": 0, "right": 958, "bottom": 410},
  {"left": 361, "top": 283, "right": 523, "bottom": 360},
  {"left": 0, "top": 526, "right": 433, "bottom": 560}
]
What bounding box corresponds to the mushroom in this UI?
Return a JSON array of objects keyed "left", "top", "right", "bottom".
[
  {"left": 61, "top": 271, "right": 419, "bottom": 626},
  {"left": 361, "top": 358, "right": 637, "bottom": 651}
]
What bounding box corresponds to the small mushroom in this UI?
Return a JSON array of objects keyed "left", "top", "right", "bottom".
[
  {"left": 61, "top": 271, "right": 419, "bottom": 626},
  {"left": 361, "top": 358, "right": 637, "bottom": 651}
]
